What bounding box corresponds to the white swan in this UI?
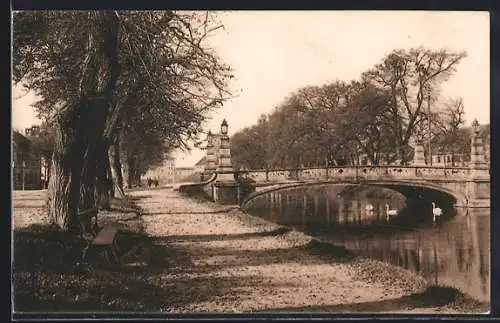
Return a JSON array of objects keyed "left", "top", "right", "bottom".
[
  {"left": 432, "top": 202, "right": 442, "bottom": 222},
  {"left": 385, "top": 204, "right": 398, "bottom": 221}
]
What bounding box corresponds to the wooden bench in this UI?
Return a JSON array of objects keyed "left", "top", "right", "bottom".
[
  {"left": 77, "top": 206, "right": 99, "bottom": 239},
  {"left": 76, "top": 206, "right": 120, "bottom": 266},
  {"left": 91, "top": 227, "right": 120, "bottom": 265},
  {"left": 81, "top": 226, "right": 120, "bottom": 266}
]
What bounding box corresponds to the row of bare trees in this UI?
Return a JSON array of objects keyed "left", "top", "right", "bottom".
[
  {"left": 231, "top": 47, "right": 469, "bottom": 170},
  {"left": 13, "top": 11, "right": 232, "bottom": 232}
]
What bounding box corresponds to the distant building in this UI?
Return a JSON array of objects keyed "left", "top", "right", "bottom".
[
  {"left": 195, "top": 133, "right": 222, "bottom": 172},
  {"left": 24, "top": 125, "right": 40, "bottom": 137},
  {"left": 194, "top": 156, "right": 206, "bottom": 173},
  {"left": 175, "top": 167, "right": 198, "bottom": 182},
  {"left": 431, "top": 153, "right": 469, "bottom": 167},
  {"left": 142, "top": 155, "right": 176, "bottom": 185},
  {"left": 193, "top": 156, "right": 208, "bottom": 172},
  {"left": 12, "top": 128, "right": 42, "bottom": 190},
  {"left": 429, "top": 124, "right": 489, "bottom": 167},
  {"left": 357, "top": 151, "right": 413, "bottom": 166}
]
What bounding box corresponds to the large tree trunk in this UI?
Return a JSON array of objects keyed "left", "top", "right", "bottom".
[
  {"left": 126, "top": 157, "right": 141, "bottom": 188},
  {"left": 79, "top": 159, "right": 97, "bottom": 211},
  {"left": 47, "top": 106, "right": 89, "bottom": 233},
  {"left": 47, "top": 153, "right": 83, "bottom": 233},
  {"left": 109, "top": 139, "right": 125, "bottom": 197},
  {"left": 95, "top": 139, "right": 113, "bottom": 210},
  {"left": 46, "top": 156, "right": 51, "bottom": 189},
  {"left": 134, "top": 168, "right": 142, "bottom": 187},
  {"left": 119, "top": 133, "right": 132, "bottom": 189},
  {"left": 78, "top": 97, "right": 110, "bottom": 215},
  {"left": 122, "top": 160, "right": 130, "bottom": 189},
  {"left": 78, "top": 11, "right": 120, "bottom": 211},
  {"left": 125, "top": 156, "right": 135, "bottom": 188},
  {"left": 106, "top": 157, "right": 114, "bottom": 198},
  {"left": 47, "top": 12, "right": 120, "bottom": 233}
]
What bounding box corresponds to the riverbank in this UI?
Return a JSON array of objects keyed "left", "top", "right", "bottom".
[
  {"left": 12, "top": 189, "right": 489, "bottom": 314},
  {"left": 134, "top": 188, "right": 488, "bottom": 313}
]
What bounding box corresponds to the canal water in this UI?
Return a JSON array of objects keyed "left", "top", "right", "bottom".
[{"left": 243, "top": 184, "right": 490, "bottom": 302}]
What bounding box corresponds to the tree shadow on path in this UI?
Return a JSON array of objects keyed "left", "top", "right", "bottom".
[
  {"left": 257, "top": 286, "right": 489, "bottom": 314},
  {"left": 13, "top": 224, "right": 300, "bottom": 313}
]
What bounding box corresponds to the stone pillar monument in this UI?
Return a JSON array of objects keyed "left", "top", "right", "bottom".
[
  {"left": 414, "top": 143, "right": 426, "bottom": 166},
  {"left": 215, "top": 119, "right": 234, "bottom": 182},
  {"left": 467, "top": 119, "right": 490, "bottom": 207},
  {"left": 213, "top": 119, "right": 239, "bottom": 204},
  {"left": 470, "top": 119, "right": 486, "bottom": 169},
  {"left": 203, "top": 131, "right": 217, "bottom": 179},
  {"left": 409, "top": 137, "right": 426, "bottom": 166}
]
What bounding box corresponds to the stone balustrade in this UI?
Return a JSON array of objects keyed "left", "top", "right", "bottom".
[
  {"left": 177, "top": 165, "right": 489, "bottom": 208},
  {"left": 238, "top": 165, "right": 489, "bottom": 184}
]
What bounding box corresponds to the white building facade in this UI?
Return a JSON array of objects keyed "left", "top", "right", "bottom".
[{"left": 143, "top": 155, "right": 176, "bottom": 185}]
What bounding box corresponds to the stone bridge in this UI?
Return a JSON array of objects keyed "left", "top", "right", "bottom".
[
  {"left": 178, "top": 118, "right": 490, "bottom": 208},
  {"left": 235, "top": 165, "right": 490, "bottom": 208},
  {"left": 180, "top": 165, "right": 490, "bottom": 208}
]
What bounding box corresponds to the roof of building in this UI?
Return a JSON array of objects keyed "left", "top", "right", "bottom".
[{"left": 195, "top": 156, "right": 207, "bottom": 166}]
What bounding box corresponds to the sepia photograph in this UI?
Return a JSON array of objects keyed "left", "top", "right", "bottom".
[{"left": 11, "top": 10, "right": 490, "bottom": 315}]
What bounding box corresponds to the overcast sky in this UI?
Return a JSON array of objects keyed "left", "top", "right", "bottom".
[{"left": 12, "top": 10, "right": 489, "bottom": 167}]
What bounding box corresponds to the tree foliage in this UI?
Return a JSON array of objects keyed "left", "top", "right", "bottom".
[
  {"left": 13, "top": 11, "right": 232, "bottom": 231},
  {"left": 26, "top": 123, "right": 55, "bottom": 161},
  {"left": 231, "top": 47, "right": 469, "bottom": 169}
]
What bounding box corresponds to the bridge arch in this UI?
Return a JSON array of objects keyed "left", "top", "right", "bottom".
[
  {"left": 362, "top": 180, "right": 466, "bottom": 206},
  {"left": 240, "top": 179, "right": 467, "bottom": 209}
]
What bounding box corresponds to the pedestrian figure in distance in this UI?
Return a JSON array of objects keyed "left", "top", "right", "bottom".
[
  {"left": 147, "top": 178, "right": 152, "bottom": 188},
  {"left": 154, "top": 179, "right": 159, "bottom": 187}
]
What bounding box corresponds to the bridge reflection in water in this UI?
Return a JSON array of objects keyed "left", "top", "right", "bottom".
[{"left": 243, "top": 184, "right": 490, "bottom": 302}]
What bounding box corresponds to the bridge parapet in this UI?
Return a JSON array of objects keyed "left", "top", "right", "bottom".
[
  {"left": 267, "top": 170, "right": 293, "bottom": 181},
  {"left": 237, "top": 165, "right": 489, "bottom": 208},
  {"left": 299, "top": 168, "right": 328, "bottom": 179},
  {"left": 238, "top": 165, "right": 489, "bottom": 184}
]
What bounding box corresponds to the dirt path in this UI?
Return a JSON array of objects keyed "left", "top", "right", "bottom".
[{"left": 128, "top": 187, "right": 478, "bottom": 314}]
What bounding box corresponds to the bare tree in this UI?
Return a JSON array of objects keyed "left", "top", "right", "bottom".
[
  {"left": 432, "top": 98, "right": 466, "bottom": 165},
  {"left": 362, "top": 47, "right": 467, "bottom": 164}
]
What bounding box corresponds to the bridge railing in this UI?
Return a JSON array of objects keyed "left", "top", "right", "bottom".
[{"left": 237, "top": 165, "right": 489, "bottom": 183}]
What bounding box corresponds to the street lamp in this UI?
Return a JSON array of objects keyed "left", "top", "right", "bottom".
[
  {"left": 472, "top": 118, "right": 480, "bottom": 135},
  {"left": 206, "top": 130, "right": 213, "bottom": 146},
  {"left": 221, "top": 119, "right": 228, "bottom": 136}
]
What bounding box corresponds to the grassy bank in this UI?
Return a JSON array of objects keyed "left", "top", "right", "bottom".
[{"left": 12, "top": 195, "right": 156, "bottom": 312}]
